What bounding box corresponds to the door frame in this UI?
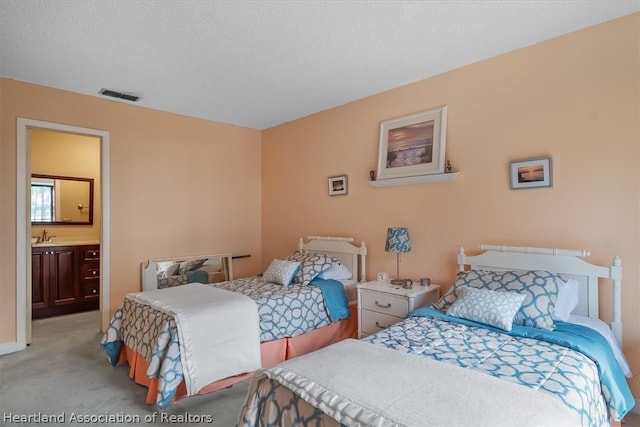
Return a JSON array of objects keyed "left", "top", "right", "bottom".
[{"left": 16, "top": 118, "right": 110, "bottom": 347}]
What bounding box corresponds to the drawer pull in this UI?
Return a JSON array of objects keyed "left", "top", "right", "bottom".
[
  {"left": 375, "top": 301, "right": 391, "bottom": 309},
  {"left": 92, "top": 289, "right": 97, "bottom": 294},
  {"left": 92, "top": 271, "right": 97, "bottom": 275},
  {"left": 375, "top": 321, "right": 387, "bottom": 329}
]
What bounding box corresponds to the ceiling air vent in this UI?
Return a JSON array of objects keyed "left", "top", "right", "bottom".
[{"left": 99, "top": 88, "right": 141, "bottom": 102}]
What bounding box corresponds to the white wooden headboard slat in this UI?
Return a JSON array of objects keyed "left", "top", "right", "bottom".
[
  {"left": 298, "top": 236, "right": 367, "bottom": 283},
  {"left": 481, "top": 244, "right": 591, "bottom": 258}
]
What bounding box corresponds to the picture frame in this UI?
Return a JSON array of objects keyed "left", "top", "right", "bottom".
[
  {"left": 510, "top": 157, "right": 553, "bottom": 189},
  {"left": 328, "top": 175, "right": 348, "bottom": 196},
  {"left": 376, "top": 272, "right": 389, "bottom": 282},
  {"left": 375, "top": 106, "right": 448, "bottom": 181}
]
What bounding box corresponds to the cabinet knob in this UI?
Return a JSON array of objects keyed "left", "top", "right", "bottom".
[
  {"left": 92, "top": 289, "right": 97, "bottom": 294},
  {"left": 92, "top": 271, "right": 97, "bottom": 275}
]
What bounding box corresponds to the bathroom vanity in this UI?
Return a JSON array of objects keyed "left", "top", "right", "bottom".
[{"left": 31, "top": 242, "right": 100, "bottom": 319}]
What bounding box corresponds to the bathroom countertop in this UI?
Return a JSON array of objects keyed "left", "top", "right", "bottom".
[{"left": 32, "top": 240, "right": 100, "bottom": 247}]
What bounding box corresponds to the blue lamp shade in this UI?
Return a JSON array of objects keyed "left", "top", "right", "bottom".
[{"left": 385, "top": 227, "right": 411, "bottom": 254}]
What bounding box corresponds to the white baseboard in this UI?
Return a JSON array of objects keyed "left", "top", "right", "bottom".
[{"left": 0, "top": 340, "right": 24, "bottom": 355}]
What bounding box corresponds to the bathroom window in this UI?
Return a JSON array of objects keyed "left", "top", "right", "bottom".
[{"left": 31, "top": 179, "right": 54, "bottom": 222}]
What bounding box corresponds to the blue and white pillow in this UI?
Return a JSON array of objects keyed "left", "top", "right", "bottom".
[
  {"left": 434, "top": 269, "right": 562, "bottom": 330},
  {"left": 446, "top": 287, "right": 526, "bottom": 331},
  {"left": 285, "top": 251, "right": 339, "bottom": 285},
  {"left": 262, "top": 259, "right": 301, "bottom": 286}
]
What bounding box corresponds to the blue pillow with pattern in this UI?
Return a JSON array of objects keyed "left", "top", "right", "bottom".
[
  {"left": 434, "top": 269, "right": 562, "bottom": 330},
  {"left": 262, "top": 259, "right": 301, "bottom": 286},
  {"left": 446, "top": 287, "right": 526, "bottom": 331},
  {"left": 285, "top": 251, "right": 339, "bottom": 285}
]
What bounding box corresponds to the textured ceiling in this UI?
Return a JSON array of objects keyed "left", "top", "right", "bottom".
[{"left": 1, "top": 1, "right": 638, "bottom": 130}]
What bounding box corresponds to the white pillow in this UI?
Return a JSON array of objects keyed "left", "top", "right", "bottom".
[
  {"left": 317, "top": 263, "right": 352, "bottom": 280},
  {"left": 262, "top": 259, "right": 301, "bottom": 286},
  {"left": 567, "top": 314, "right": 632, "bottom": 378},
  {"left": 446, "top": 287, "right": 526, "bottom": 332},
  {"left": 157, "top": 262, "right": 180, "bottom": 279},
  {"left": 553, "top": 278, "right": 579, "bottom": 321}
]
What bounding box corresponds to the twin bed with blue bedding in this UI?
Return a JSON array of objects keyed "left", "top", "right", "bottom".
[
  {"left": 101, "top": 236, "right": 367, "bottom": 407},
  {"left": 238, "top": 244, "right": 635, "bottom": 427}
]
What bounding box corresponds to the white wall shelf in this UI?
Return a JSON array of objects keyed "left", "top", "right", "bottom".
[{"left": 369, "top": 172, "right": 459, "bottom": 187}]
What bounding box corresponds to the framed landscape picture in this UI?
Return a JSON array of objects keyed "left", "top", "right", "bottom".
[
  {"left": 375, "top": 106, "right": 448, "bottom": 181},
  {"left": 510, "top": 157, "right": 553, "bottom": 189}
]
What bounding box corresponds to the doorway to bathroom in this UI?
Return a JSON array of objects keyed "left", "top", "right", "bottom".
[{"left": 16, "top": 118, "right": 110, "bottom": 347}]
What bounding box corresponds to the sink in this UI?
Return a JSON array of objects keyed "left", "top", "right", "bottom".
[{"left": 32, "top": 240, "right": 100, "bottom": 247}]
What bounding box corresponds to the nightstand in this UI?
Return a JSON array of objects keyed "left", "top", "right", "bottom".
[{"left": 357, "top": 281, "right": 440, "bottom": 338}]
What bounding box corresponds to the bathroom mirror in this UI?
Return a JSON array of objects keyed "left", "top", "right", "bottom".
[
  {"left": 141, "top": 254, "right": 234, "bottom": 291},
  {"left": 31, "top": 174, "right": 94, "bottom": 225}
]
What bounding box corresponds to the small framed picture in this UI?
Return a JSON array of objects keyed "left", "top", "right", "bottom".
[
  {"left": 510, "top": 157, "right": 552, "bottom": 190},
  {"left": 328, "top": 175, "right": 348, "bottom": 196},
  {"left": 376, "top": 272, "right": 389, "bottom": 282}
]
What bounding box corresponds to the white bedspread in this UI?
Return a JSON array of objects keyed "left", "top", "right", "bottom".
[
  {"left": 127, "top": 283, "right": 261, "bottom": 395},
  {"left": 261, "top": 339, "right": 581, "bottom": 427}
]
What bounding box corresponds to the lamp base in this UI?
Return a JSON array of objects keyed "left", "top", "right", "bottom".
[{"left": 390, "top": 278, "right": 413, "bottom": 289}]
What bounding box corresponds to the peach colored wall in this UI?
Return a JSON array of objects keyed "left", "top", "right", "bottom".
[
  {"left": 31, "top": 129, "right": 101, "bottom": 240},
  {"left": 1, "top": 13, "right": 638, "bottom": 399},
  {"left": 262, "top": 14, "right": 639, "bottom": 396},
  {"left": 0, "top": 80, "right": 263, "bottom": 343}
]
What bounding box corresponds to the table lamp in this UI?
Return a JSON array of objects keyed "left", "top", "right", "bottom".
[{"left": 385, "top": 227, "right": 411, "bottom": 286}]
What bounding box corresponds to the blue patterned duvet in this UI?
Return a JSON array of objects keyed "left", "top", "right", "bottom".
[
  {"left": 239, "top": 308, "right": 634, "bottom": 427},
  {"left": 209, "top": 277, "right": 332, "bottom": 341},
  {"left": 102, "top": 277, "right": 344, "bottom": 406}
]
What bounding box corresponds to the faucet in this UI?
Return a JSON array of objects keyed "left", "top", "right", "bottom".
[{"left": 42, "top": 229, "right": 48, "bottom": 242}]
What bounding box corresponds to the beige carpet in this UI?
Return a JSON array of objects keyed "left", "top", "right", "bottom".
[{"left": 0, "top": 311, "right": 249, "bottom": 427}]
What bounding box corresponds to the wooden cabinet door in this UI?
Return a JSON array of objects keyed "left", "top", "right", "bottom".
[
  {"left": 32, "top": 244, "right": 97, "bottom": 318},
  {"left": 50, "top": 246, "right": 80, "bottom": 307},
  {"left": 31, "top": 247, "right": 49, "bottom": 310}
]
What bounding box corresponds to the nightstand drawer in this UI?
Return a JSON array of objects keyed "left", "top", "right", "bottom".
[
  {"left": 361, "top": 310, "right": 402, "bottom": 335},
  {"left": 361, "top": 291, "right": 409, "bottom": 318}
]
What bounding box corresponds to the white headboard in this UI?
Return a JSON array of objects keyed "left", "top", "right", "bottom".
[
  {"left": 458, "top": 244, "right": 622, "bottom": 343},
  {"left": 298, "top": 236, "right": 367, "bottom": 283}
]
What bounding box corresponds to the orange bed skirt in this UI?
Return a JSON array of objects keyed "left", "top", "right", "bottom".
[{"left": 119, "top": 303, "right": 358, "bottom": 405}]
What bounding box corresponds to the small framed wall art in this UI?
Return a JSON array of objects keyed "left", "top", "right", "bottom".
[
  {"left": 328, "top": 175, "right": 348, "bottom": 196},
  {"left": 376, "top": 106, "right": 448, "bottom": 181},
  {"left": 510, "top": 157, "right": 553, "bottom": 189}
]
